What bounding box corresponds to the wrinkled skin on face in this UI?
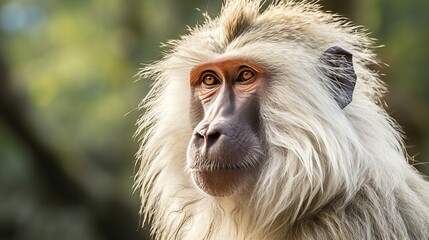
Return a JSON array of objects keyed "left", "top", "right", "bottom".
[{"left": 186, "top": 58, "right": 268, "bottom": 197}]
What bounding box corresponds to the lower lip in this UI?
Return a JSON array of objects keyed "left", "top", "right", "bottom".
[{"left": 189, "top": 167, "right": 245, "bottom": 172}]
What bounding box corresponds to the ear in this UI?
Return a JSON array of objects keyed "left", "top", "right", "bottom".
[{"left": 321, "top": 46, "right": 357, "bottom": 109}]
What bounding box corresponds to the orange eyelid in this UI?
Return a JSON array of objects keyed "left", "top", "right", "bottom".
[{"left": 189, "top": 59, "right": 267, "bottom": 87}]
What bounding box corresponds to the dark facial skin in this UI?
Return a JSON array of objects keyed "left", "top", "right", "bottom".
[{"left": 187, "top": 58, "right": 268, "bottom": 197}]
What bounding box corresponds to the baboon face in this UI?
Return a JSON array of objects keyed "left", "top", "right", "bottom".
[
  {"left": 186, "top": 58, "right": 268, "bottom": 197},
  {"left": 185, "top": 46, "right": 356, "bottom": 197}
]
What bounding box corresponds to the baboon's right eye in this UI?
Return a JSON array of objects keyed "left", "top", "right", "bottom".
[{"left": 201, "top": 73, "right": 220, "bottom": 87}]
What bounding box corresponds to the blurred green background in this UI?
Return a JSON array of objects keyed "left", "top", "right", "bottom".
[{"left": 0, "top": 0, "right": 427, "bottom": 239}]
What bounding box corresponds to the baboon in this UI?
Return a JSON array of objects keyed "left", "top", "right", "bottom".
[{"left": 135, "top": 0, "right": 429, "bottom": 239}]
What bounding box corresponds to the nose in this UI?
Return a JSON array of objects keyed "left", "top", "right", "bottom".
[
  {"left": 192, "top": 123, "right": 224, "bottom": 153},
  {"left": 196, "top": 127, "right": 221, "bottom": 147}
]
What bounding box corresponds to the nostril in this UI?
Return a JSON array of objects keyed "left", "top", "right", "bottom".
[
  {"left": 192, "top": 123, "right": 224, "bottom": 151},
  {"left": 207, "top": 131, "right": 220, "bottom": 139},
  {"left": 206, "top": 129, "right": 221, "bottom": 147}
]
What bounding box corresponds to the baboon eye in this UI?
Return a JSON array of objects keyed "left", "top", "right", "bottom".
[
  {"left": 237, "top": 70, "right": 255, "bottom": 83},
  {"left": 201, "top": 73, "right": 220, "bottom": 87}
]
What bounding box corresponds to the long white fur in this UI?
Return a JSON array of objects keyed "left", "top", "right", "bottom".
[{"left": 134, "top": 0, "right": 429, "bottom": 239}]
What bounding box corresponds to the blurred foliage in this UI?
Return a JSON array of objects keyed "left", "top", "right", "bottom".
[
  {"left": 0, "top": 0, "right": 427, "bottom": 239},
  {"left": 355, "top": 0, "right": 429, "bottom": 173}
]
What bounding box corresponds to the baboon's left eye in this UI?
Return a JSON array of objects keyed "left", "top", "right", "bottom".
[{"left": 237, "top": 70, "right": 255, "bottom": 82}]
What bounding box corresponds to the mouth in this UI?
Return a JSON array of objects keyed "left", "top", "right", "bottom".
[
  {"left": 188, "top": 163, "right": 253, "bottom": 172},
  {"left": 187, "top": 160, "right": 259, "bottom": 197},
  {"left": 186, "top": 145, "right": 262, "bottom": 196}
]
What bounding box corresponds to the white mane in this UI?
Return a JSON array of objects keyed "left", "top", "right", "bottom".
[{"left": 135, "top": 1, "right": 429, "bottom": 239}]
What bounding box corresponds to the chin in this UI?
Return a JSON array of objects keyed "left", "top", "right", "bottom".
[{"left": 190, "top": 167, "right": 257, "bottom": 197}]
